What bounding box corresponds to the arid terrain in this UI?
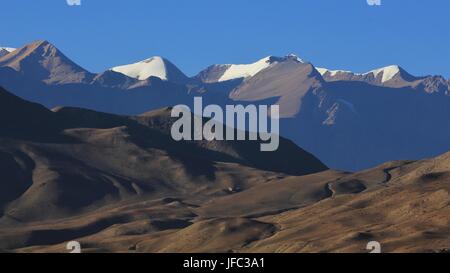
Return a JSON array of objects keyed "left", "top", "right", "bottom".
[
  {"left": 2, "top": 0, "right": 450, "bottom": 256},
  {"left": 0, "top": 86, "right": 448, "bottom": 253}
]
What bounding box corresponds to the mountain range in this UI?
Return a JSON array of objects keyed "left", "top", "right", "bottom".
[
  {"left": 0, "top": 85, "right": 448, "bottom": 253},
  {"left": 0, "top": 40, "right": 450, "bottom": 171},
  {"left": 0, "top": 40, "right": 449, "bottom": 252}
]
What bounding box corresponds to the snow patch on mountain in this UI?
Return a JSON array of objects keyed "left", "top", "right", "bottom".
[
  {"left": 0, "top": 47, "right": 16, "bottom": 58},
  {"left": 317, "top": 65, "right": 403, "bottom": 83},
  {"left": 218, "top": 57, "right": 274, "bottom": 82},
  {"left": 112, "top": 56, "right": 169, "bottom": 81},
  {"left": 367, "top": 65, "right": 401, "bottom": 83},
  {"left": 0, "top": 47, "right": 16, "bottom": 53},
  {"left": 286, "top": 53, "right": 304, "bottom": 63},
  {"left": 317, "top": 68, "right": 354, "bottom": 76},
  {"left": 218, "top": 54, "right": 304, "bottom": 82}
]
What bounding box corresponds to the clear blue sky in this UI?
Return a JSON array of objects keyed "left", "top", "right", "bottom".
[{"left": 1, "top": 0, "right": 449, "bottom": 77}]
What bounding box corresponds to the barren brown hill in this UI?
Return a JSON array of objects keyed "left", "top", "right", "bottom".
[
  {"left": 0, "top": 87, "right": 448, "bottom": 253},
  {"left": 4, "top": 152, "right": 449, "bottom": 253},
  {"left": 0, "top": 86, "right": 328, "bottom": 251}
]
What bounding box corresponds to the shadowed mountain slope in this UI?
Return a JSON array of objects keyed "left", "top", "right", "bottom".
[
  {"left": 0, "top": 87, "right": 327, "bottom": 229},
  {"left": 0, "top": 40, "right": 449, "bottom": 172},
  {"left": 0, "top": 88, "right": 447, "bottom": 253}
]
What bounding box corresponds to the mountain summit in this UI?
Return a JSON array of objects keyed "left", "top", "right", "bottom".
[
  {"left": 196, "top": 54, "right": 304, "bottom": 83},
  {"left": 111, "top": 56, "right": 189, "bottom": 84},
  {"left": 0, "top": 40, "right": 94, "bottom": 84},
  {"left": 317, "top": 65, "right": 450, "bottom": 95},
  {"left": 0, "top": 47, "right": 15, "bottom": 58},
  {"left": 317, "top": 64, "right": 418, "bottom": 87}
]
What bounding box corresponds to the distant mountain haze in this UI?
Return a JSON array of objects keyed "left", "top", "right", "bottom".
[{"left": 0, "top": 40, "right": 449, "bottom": 171}]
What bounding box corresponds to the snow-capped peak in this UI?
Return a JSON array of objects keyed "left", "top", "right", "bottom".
[
  {"left": 286, "top": 53, "right": 304, "bottom": 63},
  {"left": 317, "top": 65, "right": 405, "bottom": 83},
  {"left": 0, "top": 47, "right": 16, "bottom": 58},
  {"left": 366, "top": 65, "right": 401, "bottom": 83},
  {"left": 218, "top": 56, "right": 273, "bottom": 82},
  {"left": 316, "top": 68, "right": 353, "bottom": 76},
  {"left": 0, "top": 47, "right": 16, "bottom": 53},
  {"left": 217, "top": 54, "right": 304, "bottom": 82},
  {"left": 111, "top": 56, "right": 170, "bottom": 81},
  {"left": 110, "top": 56, "right": 189, "bottom": 83}
]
